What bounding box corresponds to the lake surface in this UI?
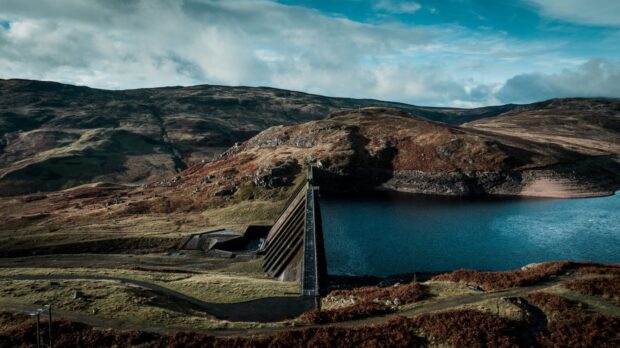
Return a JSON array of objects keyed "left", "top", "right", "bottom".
[{"left": 320, "top": 191, "right": 620, "bottom": 276}]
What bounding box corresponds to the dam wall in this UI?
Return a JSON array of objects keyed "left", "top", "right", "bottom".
[{"left": 262, "top": 166, "right": 326, "bottom": 297}]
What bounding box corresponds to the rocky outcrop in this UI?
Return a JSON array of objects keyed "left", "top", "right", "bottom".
[
  {"left": 379, "top": 170, "right": 521, "bottom": 196},
  {"left": 173, "top": 107, "right": 620, "bottom": 199},
  {"left": 254, "top": 159, "right": 301, "bottom": 188}
]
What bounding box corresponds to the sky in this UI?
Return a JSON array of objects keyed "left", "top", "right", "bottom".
[{"left": 0, "top": 0, "right": 619, "bottom": 107}]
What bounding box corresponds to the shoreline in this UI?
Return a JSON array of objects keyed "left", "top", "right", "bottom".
[{"left": 322, "top": 185, "right": 618, "bottom": 200}]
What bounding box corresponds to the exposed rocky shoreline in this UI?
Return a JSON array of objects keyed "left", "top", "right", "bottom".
[{"left": 378, "top": 168, "right": 619, "bottom": 198}]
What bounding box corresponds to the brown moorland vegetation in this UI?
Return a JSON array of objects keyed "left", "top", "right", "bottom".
[
  {"left": 432, "top": 261, "right": 620, "bottom": 291},
  {"left": 527, "top": 292, "right": 620, "bottom": 347},
  {"left": 0, "top": 314, "right": 428, "bottom": 348},
  {"left": 537, "top": 313, "right": 620, "bottom": 348},
  {"left": 329, "top": 281, "right": 426, "bottom": 304},
  {"left": 565, "top": 277, "right": 620, "bottom": 305},
  {"left": 0, "top": 312, "right": 31, "bottom": 333},
  {"left": 0, "top": 310, "right": 532, "bottom": 348},
  {"left": 576, "top": 265, "right": 620, "bottom": 276},
  {"left": 412, "top": 309, "right": 526, "bottom": 348},
  {"left": 432, "top": 261, "right": 574, "bottom": 290},
  {"left": 300, "top": 281, "right": 425, "bottom": 324},
  {"left": 299, "top": 302, "right": 394, "bottom": 324},
  {"left": 5, "top": 299, "right": 616, "bottom": 347},
  {"left": 527, "top": 292, "right": 582, "bottom": 316}
]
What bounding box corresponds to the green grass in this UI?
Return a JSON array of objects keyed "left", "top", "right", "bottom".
[
  {"left": 0, "top": 266, "right": 298, "bottom": 304},
  {"left": 543, "top": 284, "right": 620, "bottom": 317},
  {"left": 218, "top": 258, "right": 265, "bottom": 275},
  {"left": 0, "top": 279, "right": 284, "bottom": 330},
  {"left": 202, "top": 199, "right": 284, "bottom": 230}
]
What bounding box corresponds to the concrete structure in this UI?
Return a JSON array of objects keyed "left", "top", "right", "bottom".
[
  {"left": 179, "top": 225, "right": 271, "bottom": 258},
  {"left": 261, "top": 166, "right": 326, "bottom": 297}
]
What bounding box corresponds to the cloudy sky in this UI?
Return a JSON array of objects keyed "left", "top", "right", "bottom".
[{"left": 1, "top": 0, "right": 619, "bottom": 106}]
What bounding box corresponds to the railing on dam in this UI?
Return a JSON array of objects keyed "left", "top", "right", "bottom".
[{"left": 261, "top": 166, "right": 326, "bottom": 298}]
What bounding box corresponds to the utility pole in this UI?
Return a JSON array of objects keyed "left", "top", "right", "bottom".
[
  {"left": 35, "top": 311, "right": 41, "bottom": 348},
  {"left": 29, "top": 305, "right": 52, "bottom": 348},
  {"left": 45, "top": 305, "right": 53, "bottom": 348}
]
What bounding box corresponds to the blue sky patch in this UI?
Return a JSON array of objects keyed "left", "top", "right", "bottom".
[{"left": 0, "top": 20, "right": 10, "bottom": 31}]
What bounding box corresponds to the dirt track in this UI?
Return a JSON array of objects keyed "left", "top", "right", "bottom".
[
  {"left": 0, "top": 274, "right": 314, "bottom": 323},
  {"left": 4, "top": 273, "right": 616, "bottom": 337}
]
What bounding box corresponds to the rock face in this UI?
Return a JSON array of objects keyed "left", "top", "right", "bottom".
[
  {"left": 253, "top": 159, "right": 301, "bottom": 188},
  {"left": 174, "top": 107, "right": 620, "bottom": 198}
]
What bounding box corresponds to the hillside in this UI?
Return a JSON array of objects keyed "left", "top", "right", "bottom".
[
  {"left": 173, "top": 107, "right": 620, "bottom": 199},
  {"left": 464, "top": 98, "right": 620, "bottom": 156},
  {"left": 2, "top": 106, "right": 619, "bottom": 256},
  {"left": 0, "top": 79, "right": 514, "bottom": 195}
]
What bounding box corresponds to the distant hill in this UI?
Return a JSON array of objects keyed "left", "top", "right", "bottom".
[
  {"left": 0, "top": 79, "right": 515, "bottom": 195},
  {"left": 1, "top": 79, "right": 618, "bottom": 195},
  {"left": 463, "top": 98, "right": 620, "bottom": 157}
]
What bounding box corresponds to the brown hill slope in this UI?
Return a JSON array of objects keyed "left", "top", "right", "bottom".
[
  {"left": 0, "top": 79, "right": 517, "bottom": 195},
  {"left": 3, "top": 80, "right": 619, "bottom": 196},
  {"left": 463, "top": 98, "right": 620, "bottom": 156},
  {"left": 463, "top": 98, "right": 620, "bottom": 197},
  {"left": 173, "top": 107, "right": 619, "bottom": 199}
]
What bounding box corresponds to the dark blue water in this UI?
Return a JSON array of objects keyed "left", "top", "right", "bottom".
[{"left": 320, "top": 191, "right": 620, "bottom": 276}]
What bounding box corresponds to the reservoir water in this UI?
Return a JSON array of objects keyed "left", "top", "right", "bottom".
[{"left": 320, "top": 191, "right": 620, "bottom": 276}]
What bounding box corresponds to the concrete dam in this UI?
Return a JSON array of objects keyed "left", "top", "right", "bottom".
[{"left": 261, "top": 166, "right": 327, "bottom": 297}]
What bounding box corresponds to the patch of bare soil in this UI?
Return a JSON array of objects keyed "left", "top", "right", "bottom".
[{"left": 519, "top": 178, "right": 613, "bottom": 198}]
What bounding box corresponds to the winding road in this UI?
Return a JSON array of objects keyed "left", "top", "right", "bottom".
[
  {"left": 0, "top": 274, "right": 315, "bottom": 323},
  {"left": 4, "top": 273, "right": 616, "bottom": 337}
]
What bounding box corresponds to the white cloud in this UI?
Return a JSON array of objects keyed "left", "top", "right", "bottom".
[
  {"left": 0, "top": 0, "right": 438, "bottom": 90},
  {"left": 374, "top": 0, "right": 421, "bottom": 14},
  {"left": 497, "top": 58, "right": 620, "bottom": 103},
  {"left": 0, "top": 0, "right": 617, "bottom": 106},
  {"left": 525, "top": 0, "right": 620, "bottom": 27}
]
